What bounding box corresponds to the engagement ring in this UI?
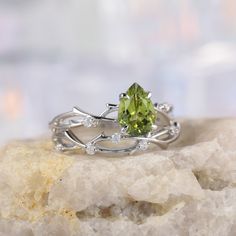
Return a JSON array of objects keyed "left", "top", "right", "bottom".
[{"left": 49, "top": 83, "right": 180, "bottom": 155}]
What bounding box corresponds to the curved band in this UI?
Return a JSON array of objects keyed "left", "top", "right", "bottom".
[{"left": 49, "top": 103, "right": 180, "bottom": 155}]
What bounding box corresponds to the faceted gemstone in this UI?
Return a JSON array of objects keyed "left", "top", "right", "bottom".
[
  {"left": 139, "top": 140, "right": 149, "bottom": 150},
  {"left": 111, "top": 133, "right": 121, "bottom": 143},
  {"left": 82, "top": 116, "right": 97, "bottom": 128},
  {"left": 86, "top": 143, "right": 96, "bottom": 155},
  {"left": 118, "top": 83, "right": 157, "bottom": 136},
  {"left": 169, "top": 125, "right": 180, "bottom": 136}
]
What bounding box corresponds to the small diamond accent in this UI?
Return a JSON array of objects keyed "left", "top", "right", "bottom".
[
  {"left": 111, "top": 133, "right": 121, "bottom": 143},
  {"left": 139, "top": 140, "right": 149, "bottom": 151},
  {"left": 157, "top": 103, "right": 172, "bottom": 113},
  {"left": 169, "top": 125, "right": 180, "bottom": 136},
  {"left": 121, "top": 126, "right": 128, "bottom": 134},
  {"left": 86, "top": 143, "right": 96, "bottom": 155},
  {"left": 83, "top": 116, "right": 97, "bottom": 128},
  {"left": 55, "top": 144, "right": 64, "bottom": 151}
]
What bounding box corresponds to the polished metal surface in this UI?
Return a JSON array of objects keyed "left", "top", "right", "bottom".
[{"left": 49, "top": 102, "right": 180, "bottom": 155}]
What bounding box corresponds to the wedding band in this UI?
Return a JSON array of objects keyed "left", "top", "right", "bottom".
[{"left": 49, "top": 83, "right": 180, "bottom": 155}]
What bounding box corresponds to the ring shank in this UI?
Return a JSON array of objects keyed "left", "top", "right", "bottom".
[{"left": 49, "top": 103, "right": 180, "bottom": 155}]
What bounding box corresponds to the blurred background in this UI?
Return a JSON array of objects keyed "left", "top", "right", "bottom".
[{"left": 0, "top": 0, "right": 236, "bottom": 145}]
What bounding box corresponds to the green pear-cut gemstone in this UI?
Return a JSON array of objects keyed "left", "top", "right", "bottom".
[{"left": 118, "top": 83, "right": 157, "bottom": 136}]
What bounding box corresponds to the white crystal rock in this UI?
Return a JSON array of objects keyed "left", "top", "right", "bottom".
[{"left": 0, "top": 119, "right": 236, "bottom": 236}]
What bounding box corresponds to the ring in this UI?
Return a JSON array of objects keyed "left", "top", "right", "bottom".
[{"left": 49, "top": 83, "right": 180, "bottom": 155}]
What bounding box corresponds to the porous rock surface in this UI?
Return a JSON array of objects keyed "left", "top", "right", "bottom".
[{"left": 0, "top": 119, "right": 236, "bottom": 236}]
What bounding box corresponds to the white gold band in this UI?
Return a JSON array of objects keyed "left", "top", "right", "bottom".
[{"left": 49, "top": 103, "right": 180, "bottom": 155}]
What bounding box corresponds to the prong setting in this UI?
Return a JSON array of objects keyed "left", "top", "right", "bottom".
[
  {"left": 121, "top": 125, "right": 128, "bottom": 135},
  {"left": 157, "top": 103, "right": 173, "bottom": 113},
  {"left": 119, "top": 93, "right": 129, "bottom": 100}
]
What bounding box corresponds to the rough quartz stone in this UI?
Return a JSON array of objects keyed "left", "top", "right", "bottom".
[{"left": 0, "top": 119, "right": 236, "bottom": 236}]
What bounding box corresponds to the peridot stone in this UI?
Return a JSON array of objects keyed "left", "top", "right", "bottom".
[{"left": 118, "top": 83, "right": 157, "bottom": 136}]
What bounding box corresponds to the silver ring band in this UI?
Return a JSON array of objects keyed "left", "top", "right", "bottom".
[{"left": 49, "top": 84, "right": 180, "bottom": 155}]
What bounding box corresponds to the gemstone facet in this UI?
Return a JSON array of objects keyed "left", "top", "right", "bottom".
[
  {"left": 82, "top": 116, "right": 97, "bottom": 128},
  {"left": 86, "top": 143, "right": 96, "bottom": 155},
  {"left": 139, "top": 140, "right": 149, "bottom": 150},
  {"left": 111, "top": 133, "right": 121, "bottom": 143},
  {"left": 118, "top": 83, "right": 157, "bottom": 136}
]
